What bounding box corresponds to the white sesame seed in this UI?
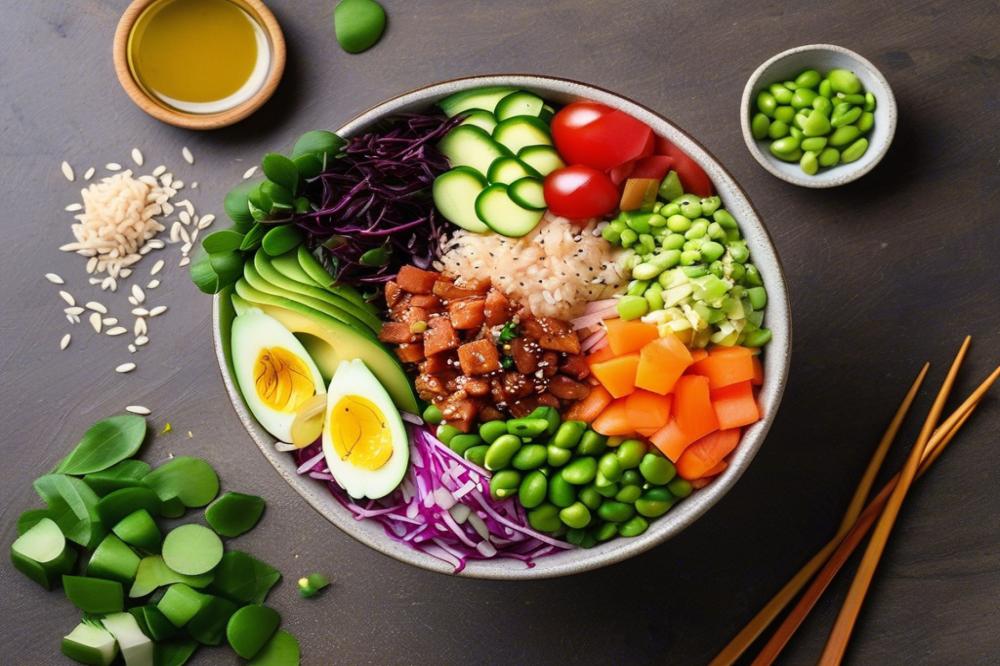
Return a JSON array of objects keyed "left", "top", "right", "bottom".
[
  {"left": 131, "top": 148, "right": 144, "bottom": 166},
  {"left": 242, "top": 165, "right": 258, "bottom": 179},
  {"left": 179, "top": 226, "right": 190, "bottom": 244},
  {"left": 178, "top": 257, "right": 190, "bottom": 267},
  {"left": 147, "top": 279, "right": 160, "bottom": 289},
  {"left": 150, "top": 259, "right": 164, "bottom": 276},
  {"left": 85, "top": 301, "right": 108, "bottom": 314},
  {"left": 161, "top": 173, "right": 173, "bottom": 187},
  {"left": 182, "top": 147, "right": 194, "bottom": 164},
  {"left": 181, "top": 242, "right": 192, "bottom": 255},
  {"left": 128, "top": 344, "right": 137, "bottom": 353},
  {"left": 59, "top": 290, "right": 75, "bottom": 306},
  {"left": 106, "top": 327, "right": 127, "bottom": 336},
  {"left": 149, "top": 305, "right": 167, "bottom": 317},
  {"left": 45, "top": 273, "right": 65, "bottom": 285},
  {"left": 132, "top": 307, "right": 150, "bottom": 317},
  {"left": 60, "top": 334, "right": 71, "bottom": 350},
  {"left": 61, "top": 161, "right": 75, "bottom": 181},
  {"left": 115, "top": 362, "right": 136, "bottom": 374},
  {"left": 106, "top": 162, "right": 122, "bottom": 171},
  {"left": 102, "top": 317, "right": 118, "bottom": 326},
  {"left": 89, "top": 278, "right": 101, "bottom": 285},
  {"left": 197, "top": 214, "right": 215, "bottom": 229},
  {"left": 64, "top": 306, "right": 84, "bottom": 315},
  {"left": 86, "top": 257, "right": 98, "bottom": 274},
  {"left": 135, "top": 335, "right": 149, "bottom": 346},
  {"left": 65, "top": 203, "right": 83, "bottom": 212},
  {"left": 120, "top": 268, "right": 132, "bottom": 278},
  {"left": 126, "top": 405, "right": 150, "bottom": 415},
  {"left": 89, "top": 312, "right": 102, "bottom": 333},
  {"left": 83, "top": 167, "right": 95, "bottom": 181},
  {"left": 191, "top": 182, "right": 199, "bottom": 189},
  {"left": 169, "top": 222, "right": 182, "bottom": 242}
]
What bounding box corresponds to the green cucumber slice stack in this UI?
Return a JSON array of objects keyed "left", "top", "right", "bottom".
[{"left": 435, "top": 87, "right": 561, "bottom": 237}]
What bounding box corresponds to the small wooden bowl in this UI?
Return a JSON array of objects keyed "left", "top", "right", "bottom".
[{"left": 113, "top": 0, "right": 286, "bottom": 130}]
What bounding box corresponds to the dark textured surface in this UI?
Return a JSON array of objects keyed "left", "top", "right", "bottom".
[{"left": 1, "top": 1, "right": 998, "bottom": 664}]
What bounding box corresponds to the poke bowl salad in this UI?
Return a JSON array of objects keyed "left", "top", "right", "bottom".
[{"left": 196, "top": 77, "right": 788, "bottom": 577}]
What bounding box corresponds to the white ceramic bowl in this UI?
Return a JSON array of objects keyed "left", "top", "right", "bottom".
[
  {"left": 741, "top": 44, "right": 897, "bottom": 188},
  {"left": 214, "top": 75, "right": 792, "bottom": 579}
]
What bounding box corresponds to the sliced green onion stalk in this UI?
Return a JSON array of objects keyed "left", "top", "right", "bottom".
[
  {"left": 248, "top": 629, "right": 301, "bottom": 666},
  {"left": 112, "top": 509, "right": 162, "bottom": 553},
  {"left": 158, "top": 584, "right": 211, "bottom": 628},
  {"left": 63, "top": 575, "right": 124, "bottom": 614},
  {"left": 129, "top": 555, "right": 213, "bottom": 599},
  {"left": 227, "top": 605, "right": 282, "bottom": 659},
  {"left": 297, "top": 573, "right": 330, "bottom": 598},
  {"left": 101, "top": 612, "right": 154, "bottom": 666},
  {"left": 10, "top": 517, "right": 76, "bottom": 589},
  {"left": 161, "top": 524, "right": 223, "bottom": 576},
  {"left": 61, "top": 621, "right": 118, "bottom": 666},
  {"left": 86, "top": 533, "right": 141, "bottom": 584}
]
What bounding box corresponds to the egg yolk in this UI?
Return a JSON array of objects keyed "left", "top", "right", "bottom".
[
  {"left": 253, "top": 347, "right": 316, "bottom": 412},
  {"left": 328, "top": 395, "right": 394, "bottom": 470}
]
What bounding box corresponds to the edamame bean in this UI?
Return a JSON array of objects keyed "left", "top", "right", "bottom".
[
  {"left": 801, "top": 136, "right": 827, "bottom": 152},
  {"left": 553, "top": 420, "right": 586, "bottom": 449},
  {"left": 631, "top": 262, "right": 663, "bottom": 281},
  {"left": 618, "top": 516, "right": 649, "bottom": 537},
  {"left": 707, "top": 221, "right": 726, "bottom": 240},
  {"left": 614, "top": 439, "right": 646, "bottom": 469},
  {"left": 685, "top": 219, "right": 709, "bottom": 240},
  {"left": 728, "top": 242, "right": 750, "bottom": 264},
  {"left": 566, "top": 528, "right": 586, "bottom": 546},
  {"left": 547, "top": 444, "right": 572, "bottom": 467},
  {"left": 829, "top": 125, "right": 860, "bottom": 147},
  {"left": 675, "top": 196, "right": 703, "bottom": 220},
  {"left": 700, "top": 241, "right": 725, "bottom": 262},
  {"left": 756, "top": 91, "right": 777, "bottom": 117},
  {"left": 464, "top": 445, "right": 488, "bottom": 467},
  {"left": 518, "top": 471, "right": 548, "bottom": 508},
  {"left": 512, "top": 444, "right": 547, "bottom": 470},
  {"left": 626, "top": 280, "right": 648, "bottom": 297},
  {"left": 639, "top": 453, "right": 676, "bottom": 485},
  {"left": 595, "top": 522, "right": 619, "bottom": 542},
  {"left": 769, "top": 136, "right": 800, "bottom": 155},
  {"left": 801, "top": 110, "right": 831, "bottom": 137},
  {"left": 660, "top": 202, "right": 681, "bottom": 217},
  {"left": 783, "top": 80, "right": 799, "bottom": 90},
  {"left": 747, "top": 286, "right": 768, "bottom": 310},
  {"left": 856, "top": 111, "right": 874, "bottom": 133},
  {"left": 615, "top": 484, "right": 642, "bottom": 504},
  {"left": 436, "top": 424, "right": 460, "bottom": 445},
  {"left": 616, "top": 295, "right": 648, "bottom": 321},
  {"left": 528, "top": 503, "right": 561, "bottom": 532},
  {"left": 744, "top": 263, "right": 763, "bottom": 287},
  {"left": 594, "top": 481, "right": 619, "bottom": 498},
  {"left": 667, "top": 478, "right": 692, "bottom": 498},
  {"left": 620, "top": 470, "right": 643, "bottom": 488},
  {"left": 598, "top": 452, "right": 622, "bottom": 483},
  {"left": 838, "top": 93, "right": 866, "bottom": 105},
  {"left": 647, "top": 213, "right": 667, "bottom": 228},
  {"left": 795, "top": 69, "right": 821, "bottom": 88},
  {"left": 828, "top": 68, "right": 862, "bottom": 94},
  {"left": 773, "top": 105, "right": 795, "bottom": 123},
  {"left": 449, "top": 434, "right": 482, "bottom": 456},
  {"left": 578, "top": 485, "right": 602, "bottom": 510},
  {"left": 818, "top": 79, "right": 832, "bottom": 97},
  {"left": 812, "top": 96, "right": 832, "bottom": 114},
  {"left": 864, "top": 91, "right": 876, "bottom": 111},
  {"left": 729, "top": 263, "right": 746, "bottom": 282},
  {"left": 666, "top": 215, "right": 692, "bottom": 233},
  {"left": 562, "top": 457, "right": 598, "bottom": 485},
  {"left": 645, "top": 284, "right": 665, "bottom": 311},
  {"left": 745, "top": 328, "right": 773, "bottom": 347},
  {"left": 769, "top": 83, "right": 793, "bottom": 104},
  {"left": 597, "top": 501, "right": 635, "bottom": 523},
  {"left": 818, "top": 147, "right": 840, "bottom": 167},
  {"left": 635, "top": 488, "right": 675, "bottom": 518},
  {"left": 484, "top": 434, "right": 522, "bottom": 471},
  {"left": 506, "top": 417, "right": 549, "bottom": 438},
  {"left": 559, "top": 502, "right": 592, "bottom": 529},
  {"left": 700, "top": 196, "right": 721, "bottom": 216},
  {"left": 490, "top": 469, "right": 521, "bottom": 500},
  {"left": 790, "top": 127, "right": 803, "bottom": 140},
  {"left": 680, "top": 250, "right": 702, "bottom": 266},
  {"left": 767, "top": 120, "right": 789, "bottom": 140},
  {"left": 773, "top": 148, "right": 803, "bottom": 163},
  {"left": 653, "top": 250, "right": 682, "bottom": 270},
  {"left": 662, "top": 233, "right": 686, "bottom": 250},
  {"left": 422, "top": 404, "right": 442, "bottom": 425},
  {"left": 790, "top": 88, "right": 817, "bottom": 109},
  {"left": 529, "top": 405, "right": 560, "bottom": 437},
  {"left": 478, "top": 420, "right": 508, "bottom": 444},
  {"left": 841, "top": 137, "right": 869, "bottom": 163},
  {"left": 831, "top": 105, "right": 862, "bottom": 128},
  {"left": 800, "top": 150, "right": 819, "bottom": 175},
  {"left": 548, "top": 472, "right": 577, "bottom": 507},
  {"left": 577, "top": 430, "right": 607, "bottom": 456},
  {"left": 619, "top": 228, "right": 638, "bottom": 247},
  {"left": 639, "top": 233, "right": 656, "bottom": 254},
  {"left": 626, "top": 213, "right": 651, "bottom": 233},
  {"left": 713, "top": 209, "right": 737, "bottom": 230},
  {"left": 682, "top": 265, "right": 710, "bottom": 279},
  {"left": 601, "top": 225, "right": 621, "bottom": 244},
  {"left": 709, "top": 260, "right": 725, "bottom": 278}
]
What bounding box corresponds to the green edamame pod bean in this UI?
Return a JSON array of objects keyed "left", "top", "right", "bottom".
[
  {"left": 789, "top": 127, "right": 803, "bottom": 140},
  {"left": 864, "top": 91, "right": 876, "bottom": 111},
  {"left": 595, "top": 522, "right": 619, "bottom": 542},
  {"left": 626, "top": 280, "right": 649, "bottom": 297},
  {"left": 464, "top": 445, "right": 488, "bottom": 467},
  {"left": 639, "top": 453, "right": 676, "bottom": 485},
  {"left": 772, "top": 148, "right": 803, "bottom": 163},
  {"left": 490, "top": 470, "right": 521, "bottom": 500},
  {"left": 829, "top": 125, "right": 860, "bottom": 147},
  {"left": 635, "top": 488, "right": 675, "bottom": 518},
  {"left": 614, "top": 484, "right": 642, "bottom": 504},
  {"left": 601, "top": 225, "right": 622, "bottom": 244},
  {"left": 801, "top": 136, "right": 827, "bottom": 152},
  {"left": 449, "top": 434, "right": 482, "bottom": 456},
  {"left": 828, "top": 68, "right": 862, "bottom": 94},
  {"left": 676, "top": 197, "right": 702, "bottom": 220},
  {"left": 618, "top": 516, "right": 649, "bottom": 537},
  {"left": 594, "top": 481, "right": 619, "bottom": 498},
  {"left": 767, "top": 120, "right": 789, "bottom": 140},
  {"left": 619, "top": 228, "right": 638, "bottom": 248},
  {"left": 812, "top": 96, "right": 832, "bottom": 114},
  {"left": 707, "top": 221, "right": 726, "bottom": 240},
  {"left": 831, "top": 106, "right": 862, "bottom": 128},
  {"left": 639, "top": 233, "right": 656, "bottom": 254},
  {"left": 729, "top": 263, "right": 747, "bottom": 282},
  {"left": 713, "top": 209, "right": 737, "bottom": 230},
  {"left": 666, "top": 215, "right": 692, "bottom": 233},
  {"left": 660, "top": 202, "right": 681, "bottom": 217},
  {"left": 750, "top": 113, "right": 771, "bottom": 140},
  {"left": 699, "top": 196, "right": 721, "bottom": 216},
  {"left": 662, "top": 233, "right": 686, "bottom": 251},
  {"left": 685, "top": 219, "right": 709, "bottom": 239},
  {"left": 528, "top": 406, "right": 560, "bottom": 436},
  {"left": 553, "top": 421, "right": 587, "bottom": 449},
  {"left": 614, "top": 440, "right": 646, "bottom": 470},
  {"left": 728, "top": 242, "right": 750, "bottom": 264},
  {"left": 818, "top": 78, "right": 832, "bottom": 97},
  {"left": 744, "top": 263, "right": 763, "bottom": 287},
  {"left": 745, "top": 328, "right": 773, "bottom": 347},
  {"left": 801, "top": 110, "right": 831, "bottom": 137},
  {"left": 790, "top": 88, "right": 816, "bottom": 109},
  {"left": 559, "top": 502, "right": 592, "bottom": 529},
  {"left": 598, "top": 452, "right": 622, "bottom": 483},
  {"left": 478, "top": 420, "right": 508, "bottom": 444},
  {"left": 436, "top": 424, "right": 460, "bottom": 445},
  {"left": 818, "top": 147, "right": 840, "bottom": 167},
  {"left": 645, "top": 285, "right": 664, "bottom": 312},
  {"left": 518, "top": 470, "right": 548, "bottom": 509},
  {"left": 620, "top": 469, "right": 643, "bottom": 487},
  {"left": 597, "top": 501, "right": 635, "bottom": 523},
  {"left": 709, "top": 260, "right": 725, "bottom": 278},
  {"left": 631, "top": 262, "right": 664, "bottom": 281},
  {"left": 546, "top": 444, "right": 572, "bottom": 467},
  {"left": 548, "top": 472, "right": 577, "bottom": 508},
  {"left": 769, "top": 136, "right": 800, "bottom": 156},
  {"left": 652, "top": 250, "right": 681, "bottom": 270},
  {"left": 839, "top": 93, "right": 866, "bottom": 105},
  {"left": 512, "top": 444, "right": 547, "bottom": 470},
  {"left": 746, "top": 286, "right": 768, "bottom": 310},
  {"left": 679, "top": 250, "right": 701, "bottom": 266},
  {"left": 856, "top": 111, "right": 874, "bottom": 133},
  {"left": 506, "top": 417, "right": 548, "bottom": 439},
  {"left": 841, "top": 138, "right": 869, "bottom": 163},
  {"left": 616, "top": 295, "right": 648, "bottom": 321},
  {"left": 576, "top": 430, "right": 607, "bottom": 456},
  {"left": 484, "top": 434, "right": 522, "bottom": 471},
  {"left": 422, "top": 404, "right": 442, "bottom": 425},
  {"left": 667, "top": 478, "right": 692, "bottom": 498},
  {"left": 700, "top": 241, "right": 725, "bottom": 262},
  {"left": 773, "top": 105, "right": 795, "bottom": 123},
  {"left": 769, "top": 83, "right": 793, "bottom": 104},
  {"left": 528, "top": 503, "right": 561, "bottom": 532},
  {"left": 756, "top": 91, "right": 777, "bottom": 117},
  {"left": 625, "top": 213, "right": 651, "bottom": 233},
  {"left": 562, "top": 457, "right": 598, "bottom": 485},
  {"left": 647, "top": 213, "right": 667, "bottom": 228},
  {"left": 795, "top": 69, "right": 821, "bottom": 89},
  {"left": 783, "top": 80, "right": 799, "bottom": 90},
  {"left": 578, "top": 485, "right": 602, "bottom": 510},
  {"left": 800, "top": 150, "right": 819, "bottom": 176}
]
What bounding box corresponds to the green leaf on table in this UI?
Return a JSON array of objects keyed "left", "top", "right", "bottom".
[
  {"left": 261, "top": 154, "right": 299, "bottom": 194},
  {"left": 291, "top": 130, "right": 345, "bottom": 163},
  {"left": 33, "top": 474, "right": 104, "bottom": 548},
  {"left": 55, "top": 414, "right": 147, "bottom": 475},
  {"left": 190, "top": 251, "right": 222, "bottom": 294},
  {"left": 201, "top": 229, "right": 245, "bottom": 254},
  {"left": 83, "top": 459, "right": 151, "bottom": 496},
  {"left": 224, "top": 180, "right": 259, "bottom": 225},
  {"left": 143, "top": 456, "right": 219, "bottom": 508},
  {"left": 209, "top": 551, "right": 281, "bottom": 605}
]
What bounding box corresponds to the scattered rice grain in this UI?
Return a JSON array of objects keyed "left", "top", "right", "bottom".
[
  {"left": 147, "top": 279, "right": 160, "bottom": 289},
  {"left": 106, "top": 162, "right": 122, "bottom": 171},
  {"left": 59, "top": 290, "right": 75, "bottom": 306},
  {"left": 152, "top": 165, "right": 166, "bottom": 177},
  {"left": 178, "top": 256, "right": 190, "bottom": 267},
  {"left": 60, "top": 334, "right": 71, "bottom": 350},
  {"left": 131, "top": 148, "right": 144, "bottom": 166},
  {"left": 126, "top": 405, "right": 150, "bottom": 415},
  {"left": 85, "top": 301, "right": 108, "bottom": 313},
  {"left": 115, "top": 362, "right": 136, "bottom": 374},
  {"left": 106, "top": 326, "right": 127, "bottom": 336},
  {"left": 149, "top": 305, "right": 167, "bottom": 317},
  {"left": 132, "top": 307, "right": 150, "bottom": 316},
  {"left": 128, "top": 344, "right": 137, "bottom": 353},
  {"left": 102, "top": 317, "right": 118, "bottom": 326},
  {"left": 45, "top": 273, "right": 65, "bottom": 285},
  {"left": 150, "top": 259, "right": 164, "bottom": 275},
  {"left": 89, "top": 312, "right": 102, "bottom": 333},
  {"left": 146, "top": 239, "right": 166, "bottom": 250},
  {"left": 134, "top": 318, "right": 147, "bottom": 336},
  {"left": 131, "top": 284, "right": 145, "bottom": 303},
  {"left": 65, "top": 203, "right": 83, "bottom": 212},
  {"left": 135, "top": 335, "right": 149, "bottom": 346},
  {"left": 83, "top": 167, "right": 95, "bottom": 181},
  {"left": 65, "top": 314, "right": 78, "bottom": 325},
  {"left": 120, "top": 269, "right": 132, "bottom": 278},
  {"left": 182, "top": 147, "right": 194, "bottom": 164},
  {"left": 64, "top": 306, "right": 84, "bottom": 316},
  {"left": 61, "top": 161, "right": 75, "bottom": 182},
  {"left": 128, "top": 296, "right": 139, "bottom": 306},
  {"left": 191, "top": 182, "right": 199, "bottom": 189},
  {"left": 197, "top": 214, "right": 215, "bottom": 229},
  {"left": 242, "top": 165, "right": 258, "bottom": 179}
]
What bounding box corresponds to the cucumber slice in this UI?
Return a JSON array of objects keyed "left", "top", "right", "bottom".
[
  {"left": 162, "top": 524, "right": 223, "bottom": 576},
  {"left": 540, "top": 104, "right": 556, "bottom": 123},
  {"left": 227, "top": 605, "right": 281, "bottom": 659},
  {"left": 432, "top": 167, "right": 488, "bottom": 232},
  {"left": 517, "top": 145, "right": 565, "bottom": 176},
  {"left": 113, "top": 509, "right": 162, "bottom": 552},
  {"left": 231, "top": 292, "right": 251, "bottom": 317},
  {"left": 475, "top": 184, "right": 544, "bottom": 238},
  {"left": 10, "top": 517, "right": 76, "bottom": 589},
  {"left": 133, "top": 605, "right": 179, "bottom": 641},
  {"left": 130, "top": 555, "right": 213, "bottom": 598},
  {"left": 493, "top": 116, "right": 552, "bottom": 154},
  {"left": 457, "top": 109, "right": 497, "bottom": 134},
  {"left": 158, "top": 584, "right": 211, "bottom": 627},
  {"left": 97, "top": 486, "right": 162, "bottom": 527},
  {"left": 438, "top": 86, "right": 517, "bottom": 117},
  {"left": 101, "top": 612, "right": 154, "bottom": 666},
  {"left": 508, "top": 177, "right": 547, "bottom": 211},
  {"left": 494, "top": 91, "right": 545, "bottom": 121},
  {"left": 486, "top": 156, "right": 540, "bottom": 185},
  {"left": 62, "top": 622, "right": 118, "bottom": 666},
  {"left": 86, "top": 533, "right": 141, "bottom": 584},
  {"left": 439, "top": 125, "right": 510, "bottom": 176}
]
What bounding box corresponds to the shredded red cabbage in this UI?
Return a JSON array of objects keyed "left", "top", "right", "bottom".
[
  {"left": 292, "top": 113, "right": 463, "bottom": 284},
  {"left": 293, "top": 424, "right": 571, "bottom": 573}
]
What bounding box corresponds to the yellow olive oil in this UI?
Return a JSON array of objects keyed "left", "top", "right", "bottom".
[{"left": 128, "top": 0, "right": 269, "bottom": 113}]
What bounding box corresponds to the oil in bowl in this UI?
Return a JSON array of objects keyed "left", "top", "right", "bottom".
[{"left": 128, "top": 0, "right": 272, "bottom": 114}]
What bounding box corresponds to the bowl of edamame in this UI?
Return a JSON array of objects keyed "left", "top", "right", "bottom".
[{"left": 741, "top": 44, "right": 897, "bottom": 187}]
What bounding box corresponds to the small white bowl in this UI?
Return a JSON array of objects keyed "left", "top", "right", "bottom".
[{"left": 741, "top": 44, "right": 897, "bottom": 188}]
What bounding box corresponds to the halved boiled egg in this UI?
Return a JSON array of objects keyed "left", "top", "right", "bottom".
[
  {"left": 322, "top": 359, "right": 409, "bottom": 500},
  {"left": 231, "top": 308, "right": 325, "bottom": 443}
]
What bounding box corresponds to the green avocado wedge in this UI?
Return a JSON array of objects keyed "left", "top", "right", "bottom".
[
  {"left": 232, "top": 281, "right": 418, "bottom": 413},
  {"left": 295, "top": 246, "right": 377, "bottom": 315}
]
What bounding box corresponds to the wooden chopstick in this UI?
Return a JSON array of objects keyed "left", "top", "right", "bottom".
[
  {"left": 817, "top": 337, "right": 971, "bottom": 665},
  {"left": 752, "top": 362, "right": 998, "bottom": 666},
  {"left": 708, "top": 363, "right": 929, "bottom": 666}
]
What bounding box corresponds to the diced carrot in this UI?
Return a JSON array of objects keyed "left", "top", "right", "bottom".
[
  {"left": 564, "top": 384, "right": 613, "bottom": 422},
  {"left": 690, "top": 348, "right": 709, "bottom": 363},
  {"left": 688, "top": 346, "right": 754, "bottom": 389},
  {"left": 751, "top": 355, "right": 763, "bottom": 386},
  {"left": 691, "top": 477, "right": 712, "bottom": 490},
  {"left": 396, "top": 265, "right": 439, "bottom": 294},
  {"left": 649, "top": 419, "right": 690, "bottom": 462},
  {"left": 701, "top": 460, "right": 728, "bottom": 477},
  {"left": 712, "top": 380, "right": 760, "bottom": 430},
  {"left": 677, "top": 428, "right": 741, "bottom": 480},
  {"left": 625, "top": 390, "right": 672, "bottom": 432},
  {"left": 590, "top": 353, "right": 640, "bottom": 399},
  {"left": 604, "top": 318, "right": 659, "bottom": 355},
  {"left": 448, "top": 298, "right": 486, "bottom": 330},
  {"left": 636, "top": 426, "right": 660, "bottom": 438},
  {"left": 395, "top": 343, "right": 424, "bottom": 364},
  {"left": 587, "top": 346, "right": 616, "bottom": 367},
  {"left": 673, "top": 375, "right": 719, "bottom": 441},
  {"left": 592, "top": 398, "right": 635, "bottom": 436},
  {"left": 635, "top": 333, "right": 693, "bottom": 395}
]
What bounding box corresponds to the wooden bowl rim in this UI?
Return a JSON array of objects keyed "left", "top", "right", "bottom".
[{"left": 112, "top": 0, "right": 286, "bottom": 130}]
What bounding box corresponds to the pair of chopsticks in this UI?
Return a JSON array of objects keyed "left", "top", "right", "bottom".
[{"left": 710, "top": 336, "right": 999, "bottom": 666}]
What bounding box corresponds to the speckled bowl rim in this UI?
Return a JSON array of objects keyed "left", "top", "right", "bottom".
[
  {"left": 740, "top": 44, "right": 897, "bottom": 188},
  {"left": 213, "top": 74, "right": 792, "bottom": 579}
]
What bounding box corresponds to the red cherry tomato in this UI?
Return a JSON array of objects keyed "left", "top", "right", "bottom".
[
  {"left": 543, "top": 165, "right": 620, "bottom": 220},
  {"left": 654, "top": 138, "right": 714, "bottom": 197},
  {"left": 608, "top": 160, "right": 636, "bottom": 186},
  {"left": 630, "top": 155, "right": 674, "bottom": 181},
  {"left": 552, "top": 104, "right": 653, "bottom": 170}
]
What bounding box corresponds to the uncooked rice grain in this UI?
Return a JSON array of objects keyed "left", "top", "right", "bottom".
[
  {"left": 60, "top": 334, "right": 71, "bottom": 350},
  {"left": 149, "top": 305, "right": 167, "bottom": 317},
  {"left": 106, "top": 162, "right": 121, "bottom": 171},
  {"left": 147, "top": 279, "right": 160, "bottom": 289},
  {"left": 83, "top": 167, "right": 95, "bottom": 181},
  {"left": 131, "top": 148, "right": 144, "bottom": 166},
  {"left": 182, "top": 147, "right": 194, "bottom": 164},
  {"left": 242, "top": 165, "right": 258, "bottom": 179},
  {"left": 65, "top": 306, "right": 84, "bottom": 316},
  {"left": 126, "top": 405, "right": 151, "bottom": 415},
  {"left": 128, "top": 344, "right": 137, "bottom": 353},
  {"left": 131, "top": 284, "right": 145, "bottom": 303},
  {"left": 102, "top": 317, "right": 118, "bottom": 326},
  {"left": 132, "top": 307, "right": 150, "bottom": 316},
  {"left": 134, "top": 318, "right": 147, "bottom": 336},
  {"left": 135, "top": 335, "right": 149, "bottom": 346},
  {"left": 59, "top": 290, "right": 75, "bottom": 306},
  {"left": 152, "top": 165, "right": 166, "bottom": 177},
  {"left": 106, "top": 326, "right": 127, "bottom": 336},
  {"left": 61, "top": 161, "right": 75, "bottom": 182},
  {"left": 115, "top": 362, "right": 136, "bottom": 373},
  {"left": 178, "top": 256, "right": 190, "bottom": 267},
  {"left": 45, "top": 273, "right": 65, "bottom": 285},
  {"left": 65, "top": 203, "right": 83, "bottom": 212},
  {"left": 150, "top": 259, "right": 164, "bottom": 275},
  {"left": 89, "top": 312, "right": 102, "bottom": 333},
  {"left": 85, "top": 301, "right": 107, "bottom": 313}
]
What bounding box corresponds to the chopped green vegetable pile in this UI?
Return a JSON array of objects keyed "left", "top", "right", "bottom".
[{"left": 9, "top": 413, "right": 301, "bottom": 665}]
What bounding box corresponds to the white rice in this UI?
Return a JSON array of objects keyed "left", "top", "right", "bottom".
[
  {"left": 182, "top": 147, "right": 194, "bottom": 165},
  {"left": 434, "top": 214, "right": 626, "bottom": 319}
]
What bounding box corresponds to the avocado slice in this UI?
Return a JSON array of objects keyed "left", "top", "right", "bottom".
[
  {"left": 233, "top": 280, "right": 418, "bottom": 413},
  {"left": 243, "top": 260, "right": 377, "bottom": 337},
  {"left": 252, "top": 252, "right": 382, "bottom": 332},
  {"left": 271, "top": 250, "right": 322, "bottom": 287},
  {"left": 231, "top": 292, "right": 251, "bottom": 317}
]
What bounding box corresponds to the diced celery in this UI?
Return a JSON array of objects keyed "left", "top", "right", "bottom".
[
  {"left": 691, "top": 275, "right": 729, "bottom": 303},
  {"left": 62, "top": 621, "right": 118, "bottom": 666},
  {"left": 101, "top": 612, "right": 154, "bottom": 666},
  {"left": 662, "top": 283, "right": 693, "bottom": 308}
]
